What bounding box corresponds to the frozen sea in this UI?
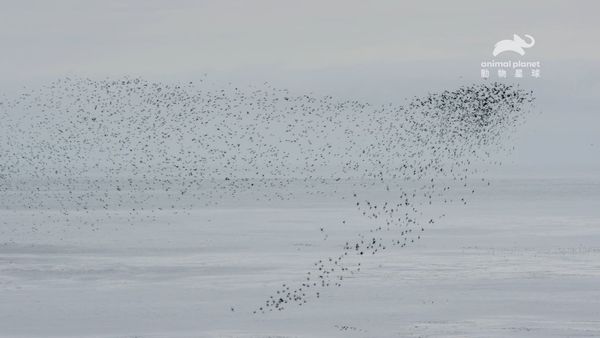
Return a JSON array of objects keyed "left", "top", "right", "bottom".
[{"left": 1, "top": 178, "right": 599, "bottom": 338}]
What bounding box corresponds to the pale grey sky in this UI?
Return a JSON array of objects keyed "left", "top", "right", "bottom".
[{"left": 1, "top": 0, "right": 599, "bottom": 175}]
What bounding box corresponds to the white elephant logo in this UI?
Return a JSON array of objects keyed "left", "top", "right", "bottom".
[{"left": 492, "top": 34, "right": 535, "bottom": 56}]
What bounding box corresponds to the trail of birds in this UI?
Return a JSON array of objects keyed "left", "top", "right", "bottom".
[{"left": 0, "top": 77, "right": 534, "bottom": 314}]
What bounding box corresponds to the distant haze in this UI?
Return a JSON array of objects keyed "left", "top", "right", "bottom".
[{"left": 1, "top": 0, "right": 598, "bottom": 176}]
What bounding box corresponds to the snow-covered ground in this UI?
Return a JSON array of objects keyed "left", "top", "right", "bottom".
[{"left": 1, "top": 178, "right": 599, "bottom": 337}]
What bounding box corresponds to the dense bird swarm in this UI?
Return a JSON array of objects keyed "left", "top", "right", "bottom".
[{"left": 0, "top": 77, "right": 534, "bottom": 313}]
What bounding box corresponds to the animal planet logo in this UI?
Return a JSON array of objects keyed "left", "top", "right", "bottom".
[
  {"left": 493, "top": 34, "right": 535, "bottom": 56},
  {"left": 480, "top": 34, "right": 541, "bottom": 79}
]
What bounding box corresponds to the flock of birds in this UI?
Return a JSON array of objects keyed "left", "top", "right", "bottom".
[{"left": 0, "top": 77, "right": 534, "bottom": 314}]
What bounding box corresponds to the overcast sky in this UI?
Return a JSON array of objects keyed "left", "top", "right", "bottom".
[{"left": 1, "top": 0, "right": 599, "bottom": 176}]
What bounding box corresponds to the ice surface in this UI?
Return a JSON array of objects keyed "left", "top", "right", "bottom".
[{"left": 1, "top": 178, "right": 599, "bottom": 338}]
